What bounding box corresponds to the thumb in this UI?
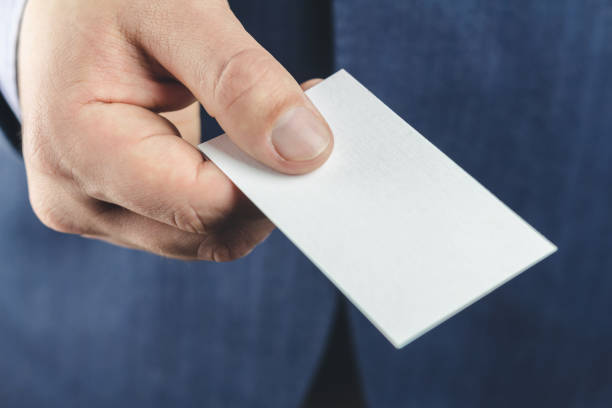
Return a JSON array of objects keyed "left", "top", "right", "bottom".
[{"left": 128, "top": 2, "right": 333, "bottom": 174}]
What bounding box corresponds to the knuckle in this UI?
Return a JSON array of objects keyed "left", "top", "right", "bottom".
[
  {"left": 211, "top": 48, "right": 279, "bottom": 115},
  {"left": 211, "top": 242, "right": 245, "bottom": 263},
  {"left": 30, "top": 197, "right": 82, "bottom": 235},
  {"left": 205, "top": 233, "right": 258, "bottom": 263},
  {"left": 152, "top": 233, "right": 204, "bottom": 261},
  {"left": 171, "top": 205, "right": 207, "bottom": 234},
  {"left": 195, "top": 239, "right": 235, "bottom": 263},
  {"left": 212, "top": 243, "right": 236, "bottom": 262}
]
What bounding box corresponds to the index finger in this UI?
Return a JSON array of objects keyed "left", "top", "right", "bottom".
[{"left": 73, "top": 102, "right": 255, "bottom": 234}]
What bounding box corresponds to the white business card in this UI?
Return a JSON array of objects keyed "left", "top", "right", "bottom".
[{"left": 198, "top": 70, "right": 557, "bottom": 348}]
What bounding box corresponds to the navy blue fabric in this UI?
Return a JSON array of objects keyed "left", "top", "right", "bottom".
[
  {"left": 1, "top": 0, "right": 612, "bottom": 407},
  {"left": 333, "top": 1, "right": 612, "bottom": 406}
]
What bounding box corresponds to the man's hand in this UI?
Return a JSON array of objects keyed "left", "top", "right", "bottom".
[{"left": 18, "top": 0, "right": 333, "bottom": 261}]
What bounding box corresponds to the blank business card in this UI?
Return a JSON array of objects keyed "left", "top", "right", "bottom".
[{"left": 198, "top": 70, "right": 557, "bottom": 348}]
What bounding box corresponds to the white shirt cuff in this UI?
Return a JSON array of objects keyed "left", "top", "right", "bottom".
[{"left": 0, "top": 0, "right": 27, "bottom": 121}]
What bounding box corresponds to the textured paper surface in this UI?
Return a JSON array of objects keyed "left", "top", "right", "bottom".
[{"left": 198, "top": 70, "right": 557, "bottom": 348}]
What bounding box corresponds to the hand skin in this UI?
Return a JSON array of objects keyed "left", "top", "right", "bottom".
[{"left": 18, "top": 0, "right": 333, "bottom": 262}]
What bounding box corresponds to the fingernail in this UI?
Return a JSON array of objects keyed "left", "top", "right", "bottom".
[{"left": 271, "top": 107, "right": 331, "bottom": 162}]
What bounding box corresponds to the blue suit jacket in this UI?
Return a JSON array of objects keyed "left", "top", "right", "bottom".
[{"left": 1, "top": 1, "right": 610, "bottom": 406}]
